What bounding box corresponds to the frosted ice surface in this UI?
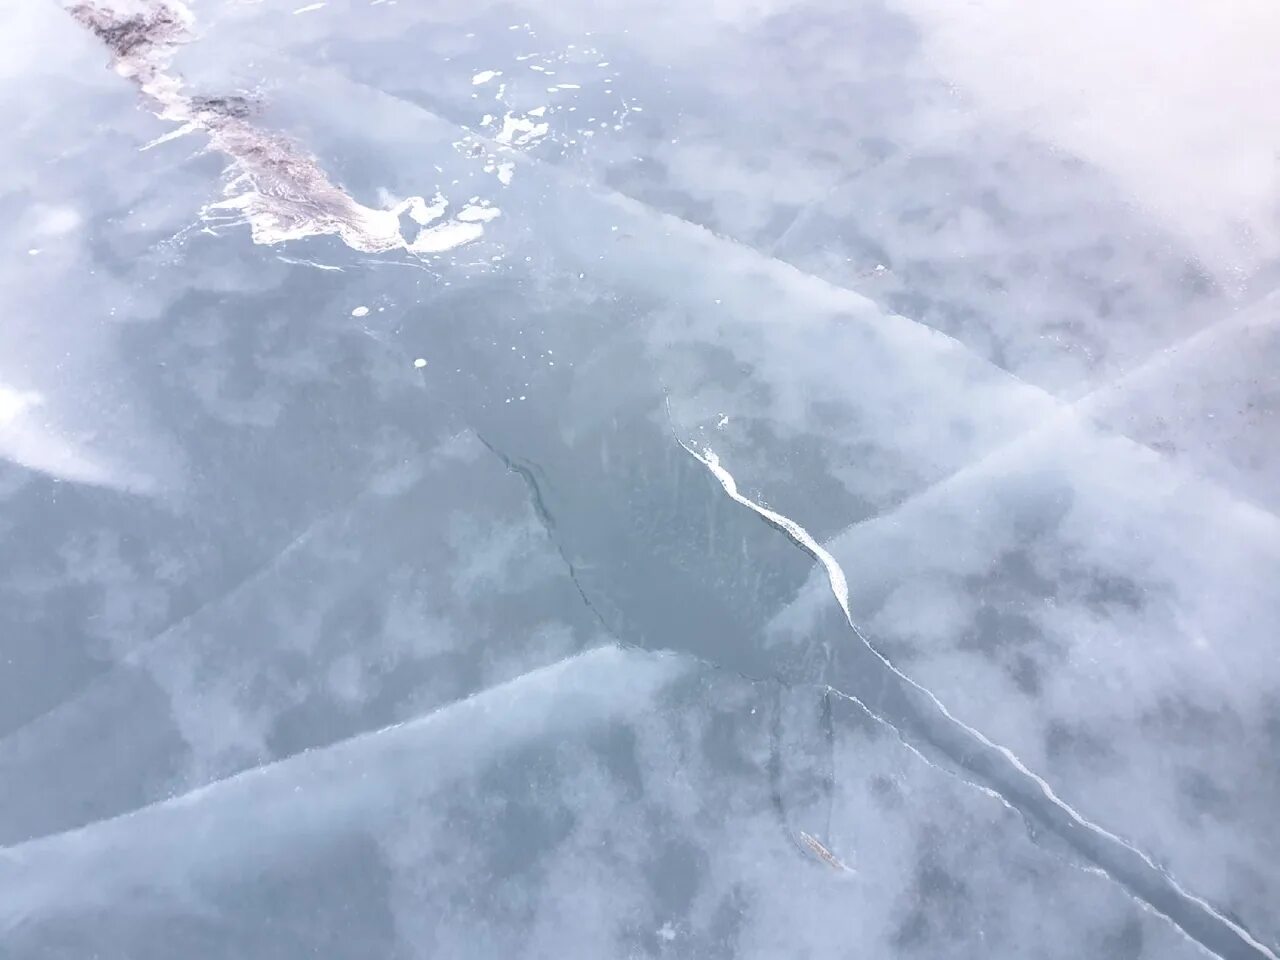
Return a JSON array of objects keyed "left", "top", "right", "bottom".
[
  {"left": 182, "top": 0, "right": 1275, "bottom": 393},
  {"left": 2, "top": 0, "right": 1278, "bottom": 957},
  {"left": 1086, "top": 291, "right": 1280, "bottom": 517},
  {"left": 0, "top": 649, "right": 1207, "bottom": 960},
  {"left": 0, "top": 430, "right": 607, "bottom": 845},
  {"left": 773, "top": 410, "right": 1280, "bottom": 949}
]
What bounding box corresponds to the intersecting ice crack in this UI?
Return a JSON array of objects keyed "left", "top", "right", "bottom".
[
  {"left": 46, "top": 4, "right": 1280, "bottom": 951},
  {"left": 477, "top": 429, "right": 1140, "bottom": 886},
  {"left": 474, "top": 434, "right": 615, "bottom": 638},
  {"left": 0, "top": 465, "right": 421, "bottom": 758},
  {"left": 475, "top": 413, "right": 1273, "bottom": 956},
  {"left": 341, "top": 73, "right": 1280, "bottom": 537},
  {"left": 844, "top": 292, "right": 1280, "bottom": 542},
  {"left": 0, "top": 647, "right": 676, "bottom": 858},
  {"left": 476, "top": 430, "right": 857, "bottom": 872},
  {"left": 675, "top": 436, "right": 1278, "bottom": 960},
  {"left": 70, "top": 1, "right": 1268, "bottom": 533}
]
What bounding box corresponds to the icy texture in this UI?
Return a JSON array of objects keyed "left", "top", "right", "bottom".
[
  {"left": 0, "top": 429, "right": 606, "bottom": 844},
  {"left": 1, "top": 649, "right": 1206, "bottom": 960},
  {"left": 2, "top": 0, "right": 1278, "bottom": 957},
  {"left": 175, "top": 0, "right": 1279, "bottom": 391},
  {"left": 774, "top": 409, "right": 1280, "bottom": 948}
]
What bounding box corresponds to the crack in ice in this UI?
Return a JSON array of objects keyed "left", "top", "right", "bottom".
[
  {"left": 475, "top": 434, "right": 615, "bottom": 638},
  {"left": 676, "top": 436, "right": 1277, "bottom": 960},
  {"left": 0, "top": 647, "right": 677, "bottom": 859}
]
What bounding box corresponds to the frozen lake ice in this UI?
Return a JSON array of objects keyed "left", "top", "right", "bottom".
[{"left": 2, "top": 0, "right": 1279, "bottom": 957}]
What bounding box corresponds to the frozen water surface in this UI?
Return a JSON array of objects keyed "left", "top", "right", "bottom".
[{"left": 2, "top": 0, "right": 1278, "bottom": 957}]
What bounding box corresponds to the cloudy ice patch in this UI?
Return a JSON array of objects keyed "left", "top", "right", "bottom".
[
  {"left": 471, "top": 69, "right": 500, "bottom": 85},
  {"left": 29, "top": 204, "right": 83, "bottom": 237},
  {"left": 0, "top": 384, "right": 151, "bottom": 492},
  {"left": 0, "top": 385, "right": 41, "bottom": 427}
]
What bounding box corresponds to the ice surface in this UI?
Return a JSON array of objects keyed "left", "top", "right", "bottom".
[
  {"left": 3, "top": 0, "right": 1279, "bottom": 956},
  {"left": 1086, "top": 291, "right": 1280, "bottom": 517},
  {"left": 1, "top": 648, "right": 1207, "bottom": 960},
  {"left": 0, "top": 429, "right": 607, "bottom": 845},
  {"left": 776, "top": 413, "right": 1280, "bottom": 948},
  {"left": 175, "top": 0, "right": 1277, "bottom": 393}
]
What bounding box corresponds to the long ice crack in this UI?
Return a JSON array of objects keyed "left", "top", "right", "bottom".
[{"left": 676, "top": 435, "right": 1277, "bottom": 960}]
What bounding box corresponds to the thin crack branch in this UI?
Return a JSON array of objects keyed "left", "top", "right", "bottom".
[
  {"left": 674, "top": 432, "right": 1277, "bottom": 960},
  {"left": 473, "top": 433, "right": 615, "bottom": 639},
  {"left": 0, "top": 474, "right": 407, "bottom": 756}
]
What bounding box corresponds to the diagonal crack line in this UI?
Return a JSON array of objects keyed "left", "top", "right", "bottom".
[
  {"left": 336, "top": 53, "right": 1277, "bottom": 497},
  {"left": 475, "top": 433, "right": 896, "bottom": 862},
  {"left": 474, "top": 423, "right": 1163, "bottom": 882},
  {"left": 328, "top": 66, "right": 1280, "bottom": 537},
  {"left": 0, "top": 629, "right": 1035, "bottom": 869},
  {"left": 315, "top": 66, "right": 1063, "bottom": 391},
  {"left": 473, "top": 435, "right": 825, "bottom": 700},
  {"left": 88, "top": 7, "right": 1275, "bottom": 547},
  {"left": 0, "top": 471, "right": 415, "bottom": 756},
  {"left": 474, "top": 421, "right": 1235, "bottom": 895},
  {"left": 474, "top": 433, "right": 615, "bottom": 639},
  {"left": 674, "top": 431, "right": 1277, "bottom": 960},
  {"left": 0, "top": 646, "right": 648, "bottom": 855},
  {"left": 1076, "top": 286, "right": 1280, "bottom": 415},
  {"left": 763, "top": 111, "right": 979, "bottom": 263},
  {"left": 145, "top": 13, "right": 1251, "bottom": 434},
  {"left": 827, "top": 292, "right": 1280, "bottom": 544},
  {"left": 118, "top": 30, "right": 1274, "bottom": 538}
]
